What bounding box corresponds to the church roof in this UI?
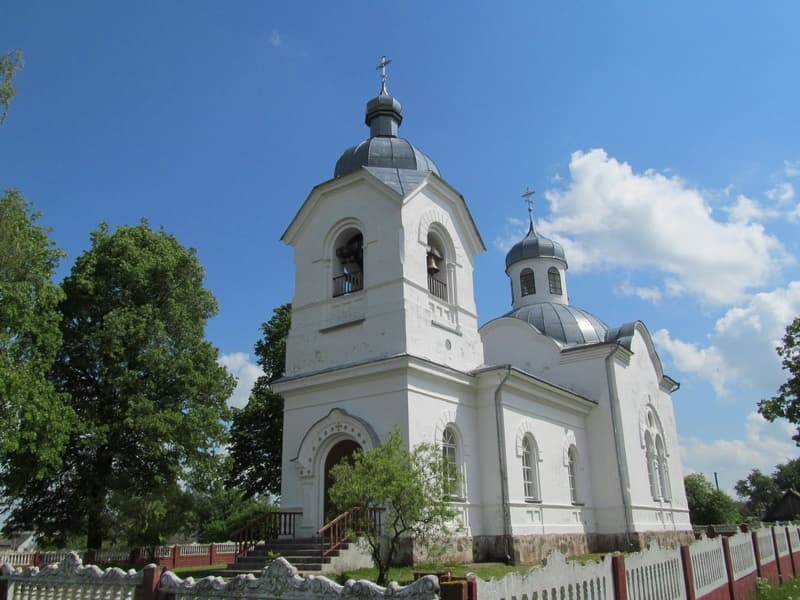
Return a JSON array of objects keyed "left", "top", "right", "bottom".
[
  {"left": 502, "top": 302, "right": 609, "bottom": 347},
  {"left": 505, "top": 222, "right": 567, "bottom": 270},
  {"left": 334, "top": 76, "right": 439, "bottom": 179}
]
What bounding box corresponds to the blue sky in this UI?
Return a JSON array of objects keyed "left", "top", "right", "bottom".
[{"left": 2, "top": 2, "right": 798, "bottom": 493}]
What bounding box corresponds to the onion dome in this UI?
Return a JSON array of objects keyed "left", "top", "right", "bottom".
[
  {"left": 334, "top": 70, "right": 439, "bottom": 179},
  {"left": 505, "top": 220, "right": 567, "bottom": 271},
  {"left": 503, "top": 302, "right": 608, "bottom": 347}
]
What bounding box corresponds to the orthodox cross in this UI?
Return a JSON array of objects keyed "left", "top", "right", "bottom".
[
  {"left": 522, "top": 187, "right": 536, "bottom": 223},
  {"left": 376, "top": 55, "right": 392, "bottom": 94}
]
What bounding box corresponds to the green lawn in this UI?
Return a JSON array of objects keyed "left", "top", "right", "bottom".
[
  {"left": 170, "top": 564, "right": 228, "bottom": 578},
  {"left": 756, "top": 577, "right": 800, "bottom": 600}
]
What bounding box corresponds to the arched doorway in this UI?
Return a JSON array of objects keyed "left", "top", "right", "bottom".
[{"left": 323, "top": 439, "right": 361, "bottom": 521}]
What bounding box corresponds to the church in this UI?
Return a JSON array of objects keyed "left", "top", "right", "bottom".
[{"left": 272, "top": 60, "right": 692, "bottom": 564}]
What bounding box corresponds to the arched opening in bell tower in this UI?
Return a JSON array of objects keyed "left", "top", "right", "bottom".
[{"left": 323, "top": 439, "right": 362, "bottom": 519}]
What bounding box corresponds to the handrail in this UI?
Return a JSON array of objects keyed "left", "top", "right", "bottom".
[
  {"left": 232, "top": 511, "right": 302, "bottom": 559},
  {"left": 317, "top": 506, "right": 384, "bottom": 557}
]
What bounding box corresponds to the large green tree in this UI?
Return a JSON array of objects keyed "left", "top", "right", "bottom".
[
  {"left": 0, "top": 190, "right": 73, "bottom": 474},
  {"left": 1, "top": 221, "right": 235, "bottom": 549},
  {"left": 684, "top": 473, "right": 742, "bottom": 525},
  {"left": 227, "top": 303, "right": 290, "bottom": 498},
  {"left": 735, "top": 458, "right": 800, "bottom": 519},
  {"left": 0, "top": 50, "right": 23, "bottom": 124},
  {"left": 328, "top": 430, "right": 459, "bottom": 585},
  {"left": 759, "top": 316, "right": 800, "bottom": 445}
]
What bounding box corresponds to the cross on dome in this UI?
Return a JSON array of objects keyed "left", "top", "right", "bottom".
[
  {"left": 522, "top": 187, "right": 536, "bottom": 231},
  {"left": 376, "top": 55, "right": 392, "bottom": 95}
]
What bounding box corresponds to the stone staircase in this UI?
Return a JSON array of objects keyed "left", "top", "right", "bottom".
[{"left": 217, "top": 538, "right": 350, "bottom": 576}]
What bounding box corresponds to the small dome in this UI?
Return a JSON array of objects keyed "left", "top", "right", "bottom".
[
  {"left": 503, "top": 302, "right": 608, "bottom": 347},
  {"left": 505, "top": 224, "right": 567, "bottom": 270},
  {"left": 335, "top": 137, "right": 439, "bottom": 178},
  {"left": 334, "top": 88, "right": 439, "bottom": 179}
]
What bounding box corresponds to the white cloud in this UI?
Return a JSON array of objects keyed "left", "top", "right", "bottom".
[
  {"left": 680, "top": 412, "right": 797, "bottom": 494},
  {"left": 269, "top": 29, "right": 283, "bottom": 48},
  {"left": 789, "top": 204, "right": 800, "bottom": 223},
  {"left": 784, "top": 160, "right": 800, "bottom": 178},
  {"left": 765, "top": 182, "right": 795, "bottom": 204},
  {"left": 654, "top": 281, "right": 800, "bottom": 396},
  {"left": 541, "top": 149, "right": 790, "bottom": 304},
  {"left": 725, "top": 194, "right": 779, "bottom": 224},
  {"left": 219, "top": 352, "right": 264, "bottom": 409},
  {"left": 616, "top": 280, "right": 662, "bottom": 303},
  {"left": 493, "top": 217, "right": 527, "bottom": 252}
]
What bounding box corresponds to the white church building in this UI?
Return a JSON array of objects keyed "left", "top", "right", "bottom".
[{"left": 273, "top": 66, "right": 692, "bottom": 563}]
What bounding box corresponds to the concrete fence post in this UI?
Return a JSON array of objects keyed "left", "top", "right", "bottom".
[
  {"left": 136, "top": 565, "right": 162, "bottom": 600},
  {"left": 680, "top": 545, "right": 696, "bottom": 600},
  {"left": 752, "top": 531, "right": 763, "bottom": 579},
  {"left": 771, "top": 526, "right": 785, "bottom": 584},
  {"left": 721, "top": 536, "right": 736, "bottom": 600},
  {"left": 611, "top": 554, "right": 628, "bottom": 600},
  {"left": 793, "top": 528, "right": 800, "bottom": 576},
  {"left": 0, "top": 577, "right": 9, "bottom": 600},
  {"left": 170, "top": 545, "right": 179, "bottom": 570},
  {"left": 210, "top": 543, "right": 216, "bottom": 566}
]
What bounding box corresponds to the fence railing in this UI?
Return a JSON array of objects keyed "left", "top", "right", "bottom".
[
  {"left": 333, "top": 272, "right": 363, "bottom": 297},
  {"left": 318, "top": 506, "right": 384, "bottom": 557},
  {"left": 231, "top": 510, "right": 302, "bottom": 559},
  {"left": 477, "top": 525, "right": 800, "bottom": 600}
]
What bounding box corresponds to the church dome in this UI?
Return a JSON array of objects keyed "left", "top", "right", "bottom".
[
  {"left": 334, "top": 74, "right": 439, "bottom": 179},
  {"left": 505, "top": 224, "right": 567, "bottom": 270},
  {"left": 503, "top": 302, "right": 608, "bottom": 347}
]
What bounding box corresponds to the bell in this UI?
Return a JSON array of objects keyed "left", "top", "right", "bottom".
[{"left": 427, "top": 253, "right": 440, "bottom": 274}]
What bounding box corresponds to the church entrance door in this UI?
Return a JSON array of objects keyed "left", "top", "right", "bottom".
[{"left": 323, "top": 439, "right": 361, "bottom": 521}]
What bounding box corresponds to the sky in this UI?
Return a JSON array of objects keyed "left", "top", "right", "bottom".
[{"left": 2, "top": 1, "right": 798, "bottom": 495}]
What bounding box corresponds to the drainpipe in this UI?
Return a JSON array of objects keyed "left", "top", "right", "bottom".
[
  {"left": 494, "top": 366, "right": 514, "bottom": 564},
  {"left": 604, "top": 346, "right": 634, "bottom": 549}
]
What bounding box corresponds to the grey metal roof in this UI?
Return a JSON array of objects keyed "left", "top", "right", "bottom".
[
  {"left": 505, "top": 223, "right": 567, "bottom": 270},
  {"left": 335, "top": 136, "right": 439, "bottom": 179},
  {"left": 502, "top": 302, "right": 609, "bottom": 347},
  {"left": 363, "top": 166, "right": 430, "bottom": 197}
]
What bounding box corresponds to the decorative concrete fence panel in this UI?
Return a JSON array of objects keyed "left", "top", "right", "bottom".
[
  {"left": 0, "top": 552, "right": 143, "bottom": 600},
  {"left": 159, "top": 557, "right": 440, "bottom": 600},
  {"left": 756, "top": 529, "right": 775, "bottom": 562},
  {"left": 789, "top": 527, "right": 800, "bottom": 552},
  {"left": 625, "top": 544, "right": 685, "bottom": 600},
  {"left": 774, "top": 528, "right": 789, "bottom": 557},
  {"left": 215, "top": 543, "right": 237, "bottom": 554},
  {"left": 688, "top": 536, "right": 726, "bottom": 599},
  {"left": 94, "top": 548, "right": 131, "bottom": 563},
  {"left": 476, "top": 551, "right": 612, "bottom": 600},
  {"left": 728, "top": 532, "right": 756, "bottom": 581}
]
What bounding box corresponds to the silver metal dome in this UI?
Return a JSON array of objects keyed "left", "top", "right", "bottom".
[
  {"left": 505, "top": 224, "right": 567, "bottom": 270},
  {"left": 334, "top": 89, "right": 439, "bottom": 179},
  {"left": 503, "top": 302, "right": 608, "bottom": 347}
]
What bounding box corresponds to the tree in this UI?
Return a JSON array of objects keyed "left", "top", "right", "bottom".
[
  {"left": 735, "top": 458, "right": 800, "bottom": 519},
  {"left": 759, "top": 316, "right": 800, "bottom": 445},
  {"left": 0, "top": 190, "right": 73, "bottom": 474},
  {"left": 734, "top": 469, "right": 780, "bottom": 518},
  {"left": 0, "top": 50, "right": 23, "bottom": 124},
  {"left": 1, "top": 221, "right": 235, "bottom": 549},
  {"left": 227, "top": 303, "right": 290, "bottom": 497},
  {"left": 684, "top": 473, "right": 742, "bottom": 525},
  {"left": 328, "top": 430, "right": 460, "bottom": 585}
]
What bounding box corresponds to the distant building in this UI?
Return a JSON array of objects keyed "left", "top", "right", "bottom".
[
  {"left": 273, "top": 66, "right": 693, "bottom": 563},
  {"left": 764, "top": 489, "right": 800, "bottom": 522}
]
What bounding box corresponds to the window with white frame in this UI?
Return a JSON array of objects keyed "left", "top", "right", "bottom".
[
  {"left": 520, "top": 268, "right": 535, "bottom": 297},
  {"left": 442, "top": 426, "right": 461, "bottom": 499},
  {"left": 645, "top": 432, "right": 659, "bottom": 499},
  {"left": 522, "top": 435, "right": 541, "bottom": 502},
  {"left": 548, "top": 267, "right": 562, "bottom": 295},
  {"left": 567, "top": 445, "right": 578, "bottom": 503},
  {"left": 655, "top": 435, "right": 671, "bottom": 501}
]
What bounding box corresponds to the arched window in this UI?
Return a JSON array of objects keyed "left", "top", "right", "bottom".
[
  {"left": 442, "top": 426, "right": 461, "bottom": 499},
  {"left": 426, "top": 232, "right": 448, "bottom": 302},
  {"left": 522, "top": 435, "right": 541, "bottom": 502},
  {"left": 655, "top": 435, "right": 671, "bottom": 501},
  {"left": 645, "top": 432, "right": 658, "bottom": 499},
  {"left": 567, "top": 445, "right": 578, "bottom": 503},
  {"left": 548, "top": 267, "right": 562, "bottom": 295},
  {"left": 520, "top": 268, "right": 535, "bottom": 297},
  {"left": 333, "top": 229, "right": 363, "bottom": 297}
]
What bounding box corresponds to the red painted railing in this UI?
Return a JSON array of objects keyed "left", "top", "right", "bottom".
[
  {"left": 232, "top": 511, "right": 302, "bottom": 559},
  {"left": 317, "top": 507, "right": 384, "bottom": 557}
]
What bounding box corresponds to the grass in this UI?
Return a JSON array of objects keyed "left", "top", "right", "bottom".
[
  {"left": 757, "top": 577, "right": 800, "bottom": 600},
  {"left": 169, "top": 564, "right": 227, "bottom": 578},
  {"left": 334, "top": 553, "right": 610, "bottom": 585}
]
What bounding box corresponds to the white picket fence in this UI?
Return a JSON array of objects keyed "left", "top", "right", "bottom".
[
  {"left": 624, "top": 544, "right": 685, "bottom": 600},
  {"left": 687, "top": 536, "right": 726, "bottom": 598},
  {"left": 476, "top": 551, "right": 612, "bottom": 600},
  {"left": 728, "top": 530, "right": 756, "bottom": 580}
]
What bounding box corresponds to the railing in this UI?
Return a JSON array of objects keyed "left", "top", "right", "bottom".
[
  {"left": 231, "top": 511, "right": 302, "bottom": 559},
  {"left": 317, "top": 506, "right": 384, "bottom": 557},
  {"left": 333, "top": 272, "right": 363, "bottom": 297},
  {"left": 427, "top": 274, "right": 447, "bottom": 301}
]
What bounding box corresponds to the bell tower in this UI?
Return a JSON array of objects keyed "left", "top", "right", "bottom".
[{"left": 280, "top": 58, "right": 485, "bottom": 378}]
